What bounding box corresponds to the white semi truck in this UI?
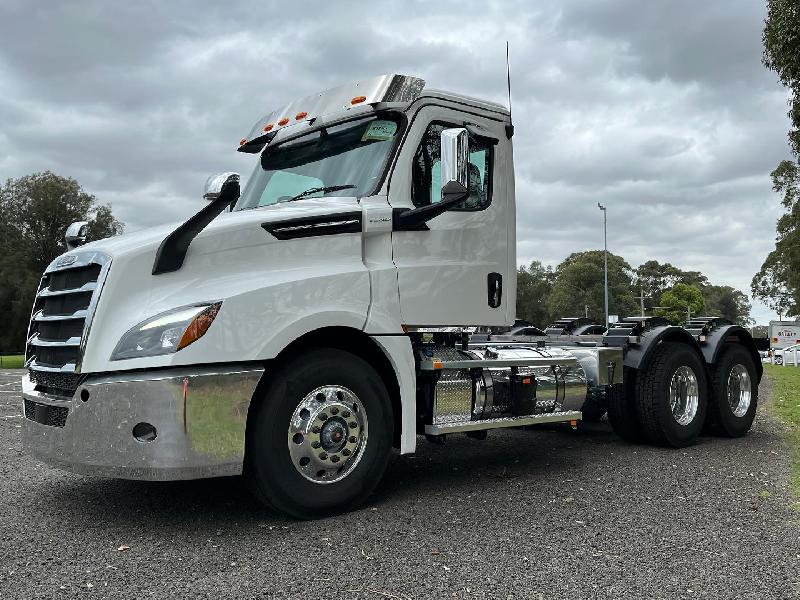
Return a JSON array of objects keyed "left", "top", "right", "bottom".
[{"left": 22, "top": 75, "right": 762, "bottom": 518}]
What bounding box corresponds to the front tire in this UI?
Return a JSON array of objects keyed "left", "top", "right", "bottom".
[
  {"left": 706, "top": 345, "right": 758, "bottom": 437},
  {"left": 246, "top": 348, "right": 393, "bottom": 519},
  {"left": 636, "top": 342, "right": 708, "bottom": 448}
]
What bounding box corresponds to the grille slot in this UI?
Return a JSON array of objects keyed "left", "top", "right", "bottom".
[
  {"left": 41, "top": 291, "right": 94, "bottom": 316},
  {"left": 24, "top": 398, "right": 69, "bottom": 428},
  {"left": 46, "top": 264, "right": 101, "bottom": 293},
  {"left": 26, "top": 254, "right": 109, "bottom": 396},
  {"left": 36, "top": 319, "right": 86, "bottom": 341}
]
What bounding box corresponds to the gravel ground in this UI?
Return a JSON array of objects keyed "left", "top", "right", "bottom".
[{"left": 1, "top": 369, "right": 798, "bottom": 599}]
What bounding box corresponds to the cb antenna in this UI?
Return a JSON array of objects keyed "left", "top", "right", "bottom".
[{"left": 505, "top": 41, "right": 514, "bottom": 139}]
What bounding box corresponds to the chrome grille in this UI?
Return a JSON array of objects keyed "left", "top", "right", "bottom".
[{"left": 26, "top": 251, "right": 110, "bottom": 396}]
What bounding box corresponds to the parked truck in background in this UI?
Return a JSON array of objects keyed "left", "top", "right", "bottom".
[
  {"left": 769, "top": 320, "right": 800, "bottom": 365},
  {"left": 21, "top": 75, "right": 762, "bottom": 518}
]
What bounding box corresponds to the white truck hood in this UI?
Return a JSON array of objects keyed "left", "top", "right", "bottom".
[
  {"left": 71, "top": 196, "right": 372, "bottom": 373},
  {"left": 73, "top": 197, "right": 360, "bottom": 261}
]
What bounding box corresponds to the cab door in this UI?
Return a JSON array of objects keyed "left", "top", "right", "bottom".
[{"left": 387, "top": 106, "right": 512, "bottom": 327}]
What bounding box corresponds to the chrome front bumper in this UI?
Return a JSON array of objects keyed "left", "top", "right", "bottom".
[{"left": 22, "top": 364, "right": 264, "bottom": 480}]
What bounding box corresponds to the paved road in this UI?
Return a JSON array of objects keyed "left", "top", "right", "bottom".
[{"left": 1, "top": 369, "right": 798, "bottom": 599}]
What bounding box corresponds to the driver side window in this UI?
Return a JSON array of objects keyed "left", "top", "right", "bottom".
[{"left": 411, "top": 121, "right": 492, "bottom": 211}]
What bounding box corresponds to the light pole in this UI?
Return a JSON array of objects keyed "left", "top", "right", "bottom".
[{"left": 598, "top": 203, "right": 609, "bottom": 329}]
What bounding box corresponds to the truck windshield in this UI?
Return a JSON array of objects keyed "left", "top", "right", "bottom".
[{"left": 236, "top": 114, "right": 402, "bottom": 210}]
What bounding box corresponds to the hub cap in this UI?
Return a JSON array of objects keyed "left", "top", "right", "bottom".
[
  {"left": 288, "top": 385, "right": 368, "bottom": 484},
  {"left": 727, "top": 364, "right": 752, "bottom": 418},
  {"left": 669, "top": 365, "right": 699, "bottom": 426}
]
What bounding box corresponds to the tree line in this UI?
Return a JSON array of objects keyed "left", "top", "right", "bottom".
[
  {"left": 0, "top": 172, "right": 124, "bottom": 352},
  {"left": 516, "top": 252, "right": 752, "bottom": 328}
]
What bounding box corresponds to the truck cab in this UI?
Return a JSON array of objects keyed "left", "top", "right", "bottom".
[{"left": 21, "top": 75, "right": 762, "bottom": 518}]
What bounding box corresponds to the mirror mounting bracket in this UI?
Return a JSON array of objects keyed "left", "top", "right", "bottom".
[{"left": 392, "top": 181, "right": 469, "bottom": 231}]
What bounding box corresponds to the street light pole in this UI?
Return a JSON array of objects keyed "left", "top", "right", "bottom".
[{"left": 598, "top": 203, "right": 609, "bottom": 329}]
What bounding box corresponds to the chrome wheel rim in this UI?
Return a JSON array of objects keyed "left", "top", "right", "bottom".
[
  {"left": 288, "top": 385, "right": 368, "bottom": 484},
  {"left": 669, "top": 365, "right": 699, "bottom": 426},
  {"left": 727, "top": 364, "right": 752, "bottom": 418}
]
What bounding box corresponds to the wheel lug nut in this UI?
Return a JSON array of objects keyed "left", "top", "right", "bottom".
[
  {"left": 349, "top": 436, "right": 357, "bottom": 443},
  {"left": 342, "top": 448, "right": 351, "bottom": 456},
  {"left": 330, "top": 407, "right": 339, "bottom": 415},
  {"left": 311, "top": 441, "right": 321, "bottom": 448},
  {"left": 342, "top": 410, "right": 351, "bottom": 418},
  {"left": 331, "top": 455, "right": 340, "bottom": 463},
  {"left": 348, "top": 421, "right": 357, "bottom": 429},
  {"left": 312, "top": 426, "right": 321, "bottom": 434},
  {"left": 319, "top": 452, "right": 328, "bottom": 460},
  {"left": 319, "top": 413, "right": 328, "bottom": 421}
]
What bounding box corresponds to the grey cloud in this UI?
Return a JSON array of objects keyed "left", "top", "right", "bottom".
[{"left": 0, "top": 0, "right": 790, "bottom": 323}]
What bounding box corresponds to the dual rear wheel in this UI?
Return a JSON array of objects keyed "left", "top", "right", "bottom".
[{"left": 608, "top": 342, "right": 757, "bottom": 448}]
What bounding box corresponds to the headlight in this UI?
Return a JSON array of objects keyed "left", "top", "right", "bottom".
[{"left": 110, "top": 302, "right": 222, "bottom": 361}]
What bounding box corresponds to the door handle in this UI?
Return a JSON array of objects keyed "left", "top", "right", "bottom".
[{"left": 487, "top": 273, "right": 502, "bottom": 308}]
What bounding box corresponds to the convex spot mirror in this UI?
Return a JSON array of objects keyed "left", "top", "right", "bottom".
[
  {"left": 440, "top": 128, "right": 469, "bottom": 203},
  {"left": 203, "top": 172, "right": 240, "bottom": 202},
  {"left": 65, "top": 221, "right": 88, "bottom": 250}
]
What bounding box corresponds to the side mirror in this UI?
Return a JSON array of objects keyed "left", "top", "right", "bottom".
[
  {"left": 65, "top": 221, "right": 88, "bottom": 250},
  {"left": 440, "top": 128, "right": 469, "bottom": 203},
  {"left": 203, "top": 172, "right": 240, "bottom": 201},
  {"left": 391, "top": 128, "right": 471, "bottom": 231}
]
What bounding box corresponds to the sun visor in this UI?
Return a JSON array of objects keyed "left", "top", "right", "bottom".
[{"left": 237, "top": 74, "right": 424, "bottom": 152}]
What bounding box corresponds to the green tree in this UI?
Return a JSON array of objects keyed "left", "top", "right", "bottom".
[
  {"left": 0, "top": 172, "right": 124, "bottom": 352},
  {"left": 634, "top": 260, "right": 710, "bottom": 313},
  {"left": 547, "top": 250, "right": 638, "bottom": 323},
  {"left": 752, "top": 161, "right": 800, "bottom": 316},
  {"left": 703, "top": 285, "right": 753, "bottom": 326},
  {"left": 756, "top": 2, "right": 800, "bottom": 316},
  {"left": 763, "top": 0, "right": 800, "bottom": 157},
  {"left": 655, "top": 283, "right": 704, "bottom": 325},
  {"left": 515, "top": 260, "right": 555, "bottom": 326}
]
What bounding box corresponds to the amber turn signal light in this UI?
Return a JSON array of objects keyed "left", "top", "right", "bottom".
[{"left": 177, "top": 303, "right": 222, "bottom": 351}]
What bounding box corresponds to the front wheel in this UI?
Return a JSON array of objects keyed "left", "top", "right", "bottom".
[{"left": 246, "top": 348, "right": 393, "bottom": 519}]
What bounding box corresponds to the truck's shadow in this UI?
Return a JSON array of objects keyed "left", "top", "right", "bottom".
[{"left": 40, "top": 419, "right": 738, "bottom": 528}]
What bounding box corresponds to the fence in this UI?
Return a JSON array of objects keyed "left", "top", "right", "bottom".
[{"left": 781, "top": 344, "right": 800, "bottom": 367}]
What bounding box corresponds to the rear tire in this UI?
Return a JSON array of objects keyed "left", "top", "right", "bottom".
[
  {"left": 706, "top": 345, "right": 758, "bottom": 437},
  {"left": 607, "top": 367, "right": 645, "bottom": 443},
  {"left": 246, "top": 348, "right": 393, "bottom": 519},
  {"left": 636, "top": 342, "right": 708, "bottom": 448}
]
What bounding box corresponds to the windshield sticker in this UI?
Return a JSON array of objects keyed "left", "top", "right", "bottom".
[{"left": 362, "top": 120, "right": 397, "bottom": 142}]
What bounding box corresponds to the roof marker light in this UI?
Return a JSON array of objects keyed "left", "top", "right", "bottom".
[
  {"left": 351, "top": 95, "right": 367, "bottom": 105},
  {"left": 239, "top": 138, "right": 247, "bottom": 146},
  {"left": 295, "top": 111, "right": 308, "bottom": 120},
  {"left": 278, "top": 117, "right": 289, "bottom": 126},
  {"left": 263, "top": 123, "right": 274, "bottom": 132}
]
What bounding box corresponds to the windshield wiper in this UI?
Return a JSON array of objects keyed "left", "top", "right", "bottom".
[{"left": 284, "top": 184, "right": 357, "bottom": 203}]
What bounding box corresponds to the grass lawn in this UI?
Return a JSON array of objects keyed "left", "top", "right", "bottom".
[
  {"left": 0, "top": 355, "right": 24, "bottom": 369},
  {"left": 765, "top": 364, "right": 800, "bottom": 496}
]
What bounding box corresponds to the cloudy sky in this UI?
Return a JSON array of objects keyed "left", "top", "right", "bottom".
[{"left": 0, "top": 0, "right": 791, "bottom": 323}]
